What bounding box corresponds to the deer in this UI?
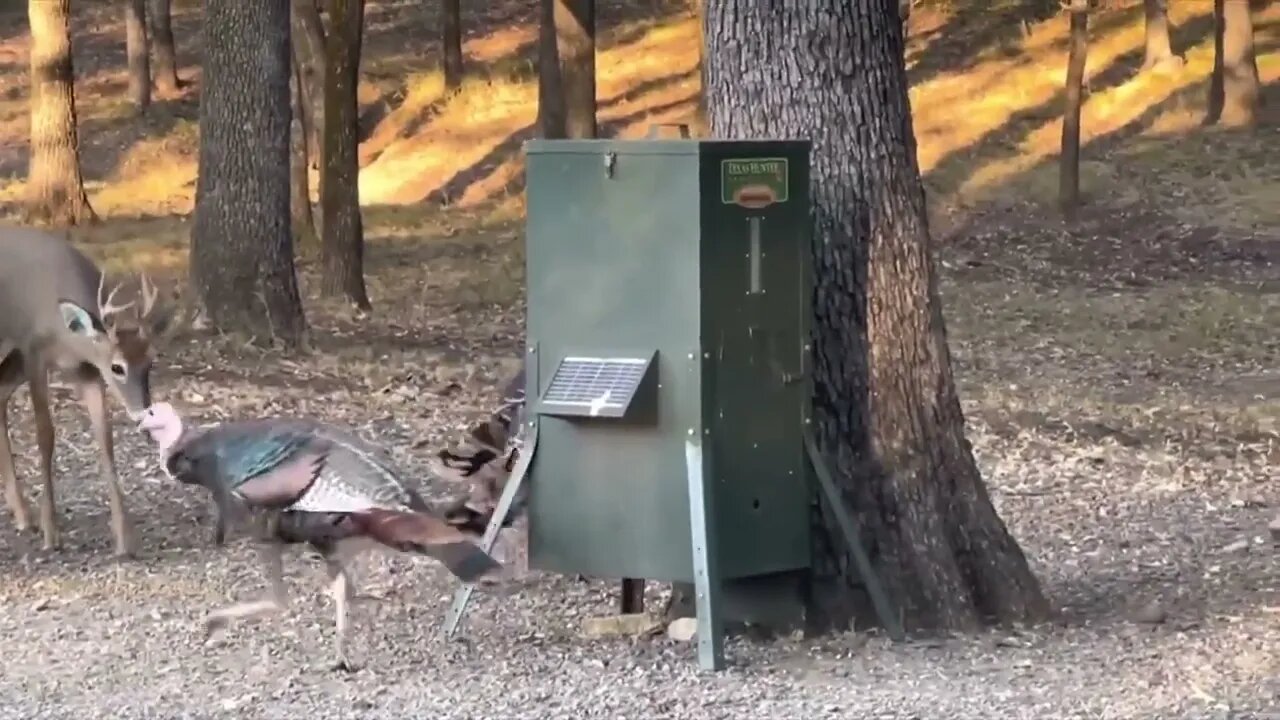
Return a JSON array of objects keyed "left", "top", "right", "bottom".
[{"left": 0, "top": 225, "right": 172, "bottom": 557}]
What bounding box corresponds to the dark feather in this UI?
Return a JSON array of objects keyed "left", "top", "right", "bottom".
[{"left": 347, "top": 508, "right": 501, "bottom": 581}]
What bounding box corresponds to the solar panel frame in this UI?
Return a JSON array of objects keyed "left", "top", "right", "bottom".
[{"left": 536, "top": 352, "right": 657, "bottom": 418}]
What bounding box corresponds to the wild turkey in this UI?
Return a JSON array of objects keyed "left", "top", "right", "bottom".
[
  {"left": 435, "top": 363, "right": 528, "bottom": 534},
  {"left": 135, "top": 401, "right": 502, "bottom": 670}
]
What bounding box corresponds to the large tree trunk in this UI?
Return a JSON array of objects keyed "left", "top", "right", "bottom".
[
  {"left": 25, "top": 0, "right": 96, "bottom": 226},
  {"left": 191, "top": 0, "right": 307, "bottom": 346},
  {"left": 703, "top": 0, "right": 1049, "bottom": 633},
  {"left": 319, "top": 0, "right": 371, "bottom": 310},
  {"left": 291, "top": 0, "right": 327, "bottom": 165},
  {"left": 1059, "top": 1, "right": 1088, "bottom": 218},
  {"left": 536, "top": 0, "right": 566, "bottom": 138},
  {"left": 125, "top": 0, "right": 151, "bottom": 112},
  {"left": 1206, "top": 0, "right": 1260, "bottom": 128},
  {"left": 148, "top": 0, "right": 181, "bottom": 93},
  {"left": 1140, "top": 0, "right": 1179, "bottom": 70},
  {"left": 290, "top": 47, "right": 318, "bottom": 252},
  {"left": 553, "top": 0, "right": 596, "bottom": 138},
  {"left": 441, "top": 0, "right": 464, "bottom": 92}
]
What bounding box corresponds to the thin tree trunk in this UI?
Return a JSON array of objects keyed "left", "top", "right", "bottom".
[
  {"left": 704, "top": 0, "right": 1049, "bottom": 632},
  {"left": 25, "top": 0, "right": 96, "bottom": 226},
  {"left": 553, "top": 0, "right": 595, "bottom": 139},
  {"left": 1140, "top": 0, "right": 1179, "bottom": 70},
  {"left": 125, "top": 0, "right": 151, "bottom": 111},
  {"left": 692, "top": 0, "right": 706, "bottom": 134},
  {"left": 191, "top": 0, "right": 307, "bottom": 347},
  {"left": 319, "top": 0, "right": 371, "bottom": 310},
  {"left": 148, "top": 0, "right": 181, "bottom": 92},
  {"left": 290, "top": 48, "right": 318, "bottom": 252},
  {"left": 536, "top": 0, "right": 566, "bottom": 138},
  {"left": 442, "top": 0, "right": 463, "bottom": 91},
  {"left": 291, "top": 0, "right": 327, "bottom": 165},
  {"left": 1206, "top": 0, "right": 1260, "bottom": 128},
  {"left": 1059, "top": 1, "right": 1088, "bottom": 218}
]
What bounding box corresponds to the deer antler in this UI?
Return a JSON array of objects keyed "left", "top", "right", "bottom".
[
  {"left": 96, "top": 273, "right": 137, "bottom": 324},
  {"left": 137, "top": 272, "right": 159, "bottom": 319}
]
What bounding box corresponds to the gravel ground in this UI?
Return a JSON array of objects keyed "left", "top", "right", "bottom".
[
  {"left": 0, "top": 338, "right": 1275, "bottom": 720},
  {"left": 1, "top": 209, "right": 1277, "bottom": 718}
]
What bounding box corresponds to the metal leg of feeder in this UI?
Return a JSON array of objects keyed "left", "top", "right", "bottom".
[
  {"left": 684, "top": 439, "right": 725, "bottom": 670},
  {"left": 620, "top": 578, "right": 645, "bottom": 613},
  {"left": 442, "top": 425, "right": 539, "bottom": 638},
  {"left": 801, "top": 426, "right": 904, "bottom": 642}
]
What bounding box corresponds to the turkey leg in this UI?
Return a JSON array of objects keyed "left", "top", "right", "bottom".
[
  {"left": 323, "top": 553, "right": 356, "bottom": 672},
  {"left": 202, "top": 540, "right": 290, "bottom": 639}
]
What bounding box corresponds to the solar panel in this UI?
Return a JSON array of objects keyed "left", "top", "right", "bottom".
[{"left": 538, "top": 353, "right": 656, "bottom": 418}]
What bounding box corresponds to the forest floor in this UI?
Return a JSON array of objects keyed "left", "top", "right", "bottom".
[{"left": 0, "top": 0, "right": 1277, "bottom": 718}]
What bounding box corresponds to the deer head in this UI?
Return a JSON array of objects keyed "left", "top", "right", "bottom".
[{"left": 56, "top": 272, "right": 172, "bottom": 418}]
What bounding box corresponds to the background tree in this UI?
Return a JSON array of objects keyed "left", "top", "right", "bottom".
[
  {"left": 692, "top": 0, "right": 705, "bottom": 133},
  {"left": 1059, "top": 0, "right": 1089, "bottom": 218},
  {"left": 1206, "top": 0, "right": 1260, "bottom": 127},
  {"left": 553, "top": 0, "right": 596, "bottom": 138},
  {"left": 1140, "top": 0, "right": 1179, "bottom": 70},
  {"left": 25, "top": 0, "right": 96, "bottom": 226},
  {"left": 319, "top": 0, "right": 371, "bottom": 310},
  {"left": 442, "top": 0, "right": 463, "bottom": 92},
  {"left": 125, "top": 0, "right": 150, "bottom": 111},
  {"left": 290, "top": 46, "right": 318, "bottom": 250},
  {"left": 535, "top": 0, "right": 566, "bottom": 138},
  {"left": 292, "top": 0, "right": 327, "bottom": 163},
  {"left": 148, "top": 0, "right": 181, "bottom": 92},
  {"left": 191, "top": 0, "right": 307, "bottom": 346},
  {"left": 703, "top": 0, "right": 1050, "bottom": 631}
]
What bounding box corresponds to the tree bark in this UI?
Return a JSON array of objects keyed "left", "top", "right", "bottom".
[
  {"left": 536, "top": 0, "right": 565, "bottom": 138},
  {"left": 148, "top": 0, "right": 181, "bottom": 93},
  {"left": 290, "top": 47, "right": 318, "bottom": 251},
  {"left": 319, "top": 0, "right": 371, "bottom": 310},
  {"left": 125, "top": 0, "right": 151, "bottom": 111},
  {"left": 1140, "top": 0, "right": 1179, "bottom": 70},
  {"left": 553, "top": 0, "right": 596, "bottom": 138},
  {"left": 191, "top": 0, "right": 307, "bottom": 347},
  {"left": 442, "top": 0, "right": 464, "bottom": 92},
  {"left": 1059, "top": 1, "right": 1088, "bottom": 218},
  {"left": 703, "top": 0, "right": 1050, "bottom": 633},
  {"left": 1206, "top": 0, "right": 1260, "bottom": 128},
  {"left": 25, "top": 0, "right": 96, "bottom": 226},
  {"left": 291, "top": 0, "right": 327, "bottom": 165}
]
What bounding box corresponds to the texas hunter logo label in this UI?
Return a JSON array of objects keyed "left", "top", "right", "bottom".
[{"left": 720, "top": 157, "right": 789, "bottom": 209}]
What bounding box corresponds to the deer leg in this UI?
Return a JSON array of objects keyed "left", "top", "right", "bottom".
[
  {"left": 75, "top": 374, "right": 138, "bottom": 558},
  {"left": 0, "top": 354, "right": 33, "bottom": 532},
  {"left": 26, "top": 359, "right": 60, "bottom": 551}
]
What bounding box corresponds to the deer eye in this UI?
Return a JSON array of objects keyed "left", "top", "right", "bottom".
[{"left": 110, "top": 362, "right": 126, "bottom": 377}]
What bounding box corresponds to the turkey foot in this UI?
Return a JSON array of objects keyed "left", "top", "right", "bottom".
[
  {"left": 201, "top": 598, "right": 285, "bottom": 641},
  {"left": 202, "top": 542, "right": 290, "bottom": 641},
  {"left": 329, "top": 656, "right": 359, "bottom": 674}
]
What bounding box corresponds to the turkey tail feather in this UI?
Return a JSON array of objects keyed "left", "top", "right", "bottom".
[{"left": 350, "top": 508, "right": 501, "bottom": 582}]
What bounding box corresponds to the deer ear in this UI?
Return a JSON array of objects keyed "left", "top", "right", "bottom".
[{"left": 58, "top": 301, "right": 102, "bottom": 338}]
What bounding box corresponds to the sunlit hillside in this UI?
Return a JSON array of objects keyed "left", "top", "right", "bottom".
[{"left": 0, "top": 0, "right": 1273, "bottom": 235}]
